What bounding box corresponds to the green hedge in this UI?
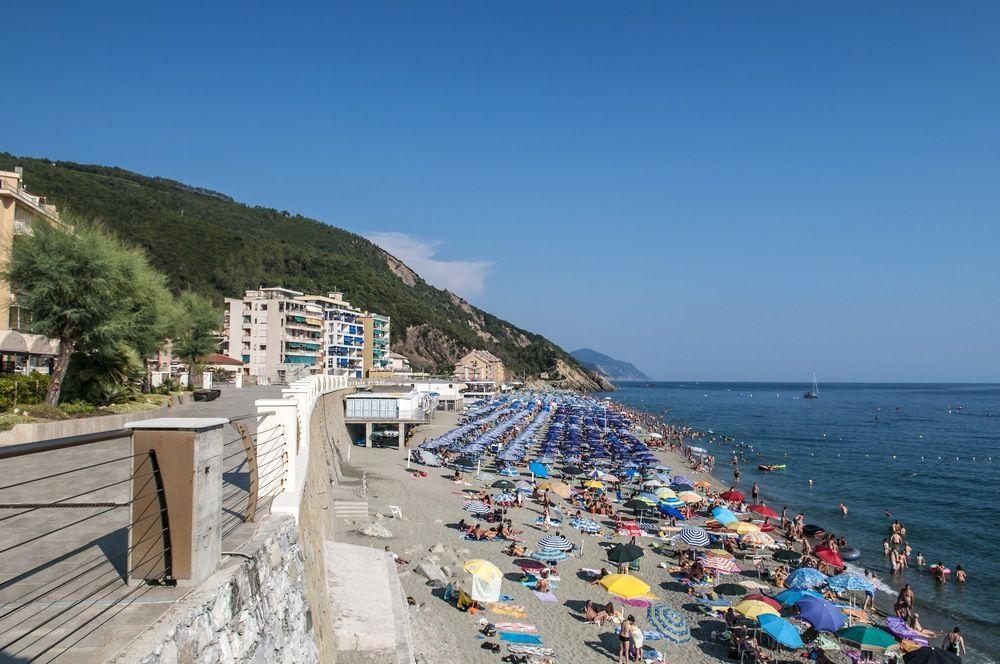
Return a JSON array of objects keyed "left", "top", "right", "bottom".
[{"left": 0, "top": 373, "right": 50, "bottom": 409}]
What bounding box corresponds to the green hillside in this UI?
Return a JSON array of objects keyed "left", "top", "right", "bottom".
[{"left": 1, "top": 153, "right": 599, "bottom": 383}]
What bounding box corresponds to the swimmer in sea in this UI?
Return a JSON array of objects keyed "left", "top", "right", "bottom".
[
  {"left": 837, "top": 503, "right": 848, "bottom": 516},
  {"left": 915, "top": 552, "right": 925, "bottom": 567},
  {"left": 808, "top": 479, "right": 814, "bottom": 487},
  {"left": 955, "top": 565, "right": 967, "bottom": 583}
]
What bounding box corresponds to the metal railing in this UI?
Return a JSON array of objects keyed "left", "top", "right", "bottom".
[
  {"left": 0, "top": 430, "right": 171, "bottom": 662},
  {"left": 219, "top": 417, "right": 286, "bottom": 540}
]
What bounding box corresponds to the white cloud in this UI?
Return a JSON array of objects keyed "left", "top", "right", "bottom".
[{"left": 365, "top": 231, "right": 493, "bottom": 298}]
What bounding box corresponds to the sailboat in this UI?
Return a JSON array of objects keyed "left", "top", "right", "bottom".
[{"left": 803, "top": 372, "right": 820, "bottom": 399}]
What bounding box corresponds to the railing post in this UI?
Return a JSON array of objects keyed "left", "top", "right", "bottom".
[
  {"left": 126, "top": 417, "right": 228, "bottom": 587},
  {"left": 256, "top": 398, "right": 299, "bottom": 518}
]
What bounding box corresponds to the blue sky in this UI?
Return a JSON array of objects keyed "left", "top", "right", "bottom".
[{"left": 6, "top": 2, "right": 1000, "bottom": 381}]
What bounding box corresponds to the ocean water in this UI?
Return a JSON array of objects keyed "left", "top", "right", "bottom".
[{"left": 605, "top": 382, "right": 999, "bottom": 663}]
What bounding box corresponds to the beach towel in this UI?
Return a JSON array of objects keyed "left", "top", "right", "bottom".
[
  {"left": 507, "top": 645, "right": 557, "bottom": 657},
  {"left": 489, "top": 603, "right": 527, "bottom": 618},
  {"left": 643, "top": 631, "right": 662, "bottom": 641},
  {"left": 495, "top": 622, "right": 537, "bottom": 633},
  {"left": 617, "top": 597, "right": 651, "bottom": 607},
  {"left": 532, "top": 590, "right": 557, "bottom": 602},
  {"left": 500, "top": 632, "right": 543, "bottom": 645},
  {"left": 520, "top": 580, "right": 558, "bottom": 589}
]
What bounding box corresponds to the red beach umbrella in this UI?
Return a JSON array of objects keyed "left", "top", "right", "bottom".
[
  {"left": 720, "top": 490, "right": 745, "bottom": 502},
  {"left": 814, "top": 547, "right": 845, "bottom": 569},
  {"left": 749, "top": 504, "right": 779, "bottom": 519},
  {"left": 744, "top": 594, "right": 782, "bottom": 611}
]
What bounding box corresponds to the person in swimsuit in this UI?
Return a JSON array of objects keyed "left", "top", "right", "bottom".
[
  {"left": 751, "top": 482, "right": 759, "bottom": 502},
  {"left": 955, "top": 565, "right": 967, "bottom": 583},
  {"left": 942, "top": 627, "right": 965, "bottom": 656},
  {"left": 619, "top": 616, "right": 636, "bottom": 663}
]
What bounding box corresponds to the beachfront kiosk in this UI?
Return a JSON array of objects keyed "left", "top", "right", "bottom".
[{"left": 344, "top": 385, "right": 436, "bottom": 453}]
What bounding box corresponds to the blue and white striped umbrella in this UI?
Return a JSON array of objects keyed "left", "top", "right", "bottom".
[
  {"left": 679, "top": 526, "right": 711, "bottom": 547},
  {"left": 531, "top": 548, "right": 569, "bottom": 562},
  {"left": 499, "top": 468, "right": 520, "bottom": 477},
  {"left": 570, "top": 518, "right": 602, "bottom": 534},
  {"left": 672, "top": 475, "right": 694, "bottom": 486},
  {"left": 538, "top": 534, "right": 573, "bottom": 551},
  {"left": 660, "top": 497, "right": 686, "bottom": 509},
  {"left": 463, "top": 501, "right": 490, "bottom": 514}
]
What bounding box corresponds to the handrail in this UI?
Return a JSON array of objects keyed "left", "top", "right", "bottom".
[{"left": 0, "top": 428, "right": 131, "bottom": 460}]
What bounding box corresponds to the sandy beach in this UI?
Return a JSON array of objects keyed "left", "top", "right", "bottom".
[{"left": 337, "top": 404, "right": 794, "bottom": 664}]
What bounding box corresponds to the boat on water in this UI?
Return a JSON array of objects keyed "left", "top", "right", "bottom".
[{"left": 803, "top": 372, "right": 820, "bottom": 399}]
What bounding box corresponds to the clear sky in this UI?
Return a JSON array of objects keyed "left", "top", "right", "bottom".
[{"left": 6, "top": 2, "right": 1000, "bottom": 381}]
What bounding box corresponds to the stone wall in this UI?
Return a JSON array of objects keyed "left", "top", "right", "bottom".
[{"left": 111, "top": 517, "right": 317, "bottom": 664}]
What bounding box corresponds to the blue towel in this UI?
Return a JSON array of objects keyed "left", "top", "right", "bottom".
[{"left": 500, "top": 632, "right": 543, "bottom": 645}]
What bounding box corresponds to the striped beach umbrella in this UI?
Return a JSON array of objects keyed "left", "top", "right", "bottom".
[
  {"left": 463, "top": 500, "right": 490, "bottom": 514},
  {"left": 701, "top": 555, "right": 741, "bottom": 574},
  {"left": 537, "top": 534, "right": 573, "bottom": 551},
  {"left": 680, "top": 526, "right": 711, "bottom": 547},
  {"left": 660, "top": 497, "right": 686, "bottom": 509},
  {"left": 531, "top": 548, "right": 569, "bottom": 563}
]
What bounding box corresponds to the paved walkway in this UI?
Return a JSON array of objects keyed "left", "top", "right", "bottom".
[{"left": 0, "top": 386, "right": 282, "bottom": 663}]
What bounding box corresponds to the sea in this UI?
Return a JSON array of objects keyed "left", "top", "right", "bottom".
[{"left": 604, "top": 382, "right": 999, "bottom": 664}]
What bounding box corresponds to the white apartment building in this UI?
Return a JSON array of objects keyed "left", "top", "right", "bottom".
[
  {"left": 220, "top": 287, "right": 324, "bottom": 383},
  {"left": 297, "top": 292, "right": 391, "bottom": 379}
]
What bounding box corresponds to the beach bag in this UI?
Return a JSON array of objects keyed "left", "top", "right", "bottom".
[
  {"left": 481, "top": 641, "right": 500, "bottom": 653},
  {"left": 483, "top": 623, "right": 497, "bottom": 637}
]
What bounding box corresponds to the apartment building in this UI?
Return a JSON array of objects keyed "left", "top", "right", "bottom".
[
  {"left": 297, "top": 292, "right": 390, "bottom": 379},
  {"left": 220, "top": 287, "right": 324, "bottom": 383},
  {"left": 453, "top": 349, "right": 506, "bottom": 384},
  {"left": 0, "top": 168, "right": 63, "bottom": 374}
]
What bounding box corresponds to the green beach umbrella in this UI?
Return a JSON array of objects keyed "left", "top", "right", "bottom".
[{"left": 836, "top": 625, "right": 897, "bottom": 652}]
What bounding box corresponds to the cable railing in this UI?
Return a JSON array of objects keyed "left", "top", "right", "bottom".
[
  {"left": 0, "top": 429, "right": 172, "bottom": 662},
  {"left": 219, "top": 419, "right": 287, "bottom": 540}
]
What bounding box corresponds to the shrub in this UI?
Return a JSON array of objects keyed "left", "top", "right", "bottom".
[
  {"left": 0, "top": 373, "right": 51, "bottom": 409},
  {"left": 60, "top": 400, "right": 97, "bottom": 415},
  {"left": 18, "top": 403, "right": 66, "bottom": 420}
]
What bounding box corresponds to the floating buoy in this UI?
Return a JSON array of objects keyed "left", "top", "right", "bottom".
[{"left": 841, "top": 547, "right": 862, "bottom": 561}]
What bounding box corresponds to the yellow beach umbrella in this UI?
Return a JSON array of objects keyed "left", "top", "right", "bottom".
[
  {"left": 654, "top": 487, "right": 677, "bottom": 499},
  {"left": 537, "top": 481, "right": 572, "bottom": 499},
  {"left": 727, "top": 521, "right": 761, "bottom": 535},
  {"left": 462, "top": 559, "right": 502, "bottom": 583},
  {"left": 599, "top": 574, "right": 651, "bottom": 599},
  {"left": 584, "top": 480, "right": 604, "bottom": 489},
  {"left": 734, "top": 599, "right": 780, "bottom": 619},
  {"left": 678, "top": 491, "right": 703, "bottom": 504}
]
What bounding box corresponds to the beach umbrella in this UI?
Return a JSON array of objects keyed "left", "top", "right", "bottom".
[
  {"left": 658, "top": 504, "right": 686, "bottom": 520},
  {"left": 601, "top": 474, "right": 621, "bottom": 483},
  {"left": 499, "top": 467, "right": 520, "bottom": 477},
  {"left": 749, "top": 504, "right": 779, "bottom": 519},
  {"left": 903, "top": 647, "right": 962, "bottom": 664},
  {"left": 537, "top": 481, "right": 572, "bottom": 499},
  {"left": 463, "top": 500, "right": 490, "bottom": 515},
  {"left": 607, "top": 543, "right": 644, "bottom": 565},
  {"left": 531, "top": 548, "right": 569, "bottom": 563},
  {"left": 654, "top": 487, "right": 677, "bottom": 499},
  {"left": 584, "top": 480, "right": 605, "bottom": 489},
  {"left": 672, "top": 475, "right": 694, "bottom": 486},
  {"left": 528, "top": 462, "right": 549, "bottom": 478},
  {"left": 814, "top": 547, "right": 846, "bottom": 569},
  {"left": 758, "top": 614, "right": 805, "bottom": 649},
  {"left": 836, "top": 625, "right": 897, "bottom": 652},
  {"left": 679, "top": 526, "right": 711, "bottom": 547},
  {"left": 727, "top": 521, "right": 761, "bottom": 535},
  {"left": 538, "top": 534, "right": 573, "bottom": 551},
  {"left": 678, "top": 491, "right": 703, "bottom": 504},
  {"left": 570, "top": 517, "right": 602, "bottom": 534},
  {"left": 701, "top": 555, "right": 741, "bottom": 574},
  {"left": 599, "top": 574, "right": 651, "bottom": 599},
  {"left": 647, "top": 603, "right": 692, "bottom": 645},
  {"left": 494, "top": 493, "right": 516, "bottom": 505},
  {"left": 670, "top": 483, "right": 695, "bottom": 492},
  {"left": 711, "top": 507, "right": 738, "bottom": 525},
  {"left": 636, "top": 493, "right": 660, "bottom": 504},
  {"left": 659, "top": 497, "right": 686, "bottom": 509},
  {"left": 775, "top": 589, "right": 823, "bottom": 607},
  {"left": 515, "top": 480, "right": 533, "bottom": 492},
  {"left": 827, "top": 573, "right": 874, "bottom": 593},
  {"left": 642, "top": 479, "right": 665, "bottom": 488},
  {"left": 463, "top": 558, "right": 503, "bottom": 603},
  {"left": 745, "top": 594, "right": 782, "bottom": 611},
  {"left": 623, "top": 499, "right": 654, "bottom": 514},
  {"left": 587, "top": 469, "right": 604, "bottom": 479},
  {"left": 742, "top": 531, "right": 776, "bottom": 548},
  {"left": 491, "top": 479, "right": 516, "bottom": 490},
  {"left": 773, "top": 549, "right": 802, "bottom": 563},
  {"left": 714, "top": 583, "right": 748, "bottom": 596},
  {"left": 796, "top": 596, "right": 846, "bottom": 632},
  {"left": 786, "top": 567, "right": 828, "bottom": 589},
  {"left": 694, "top": 481, "right": 711, "bottom": 489},
  {"left": 735, "top": 599, "right": 779, "bottom": 619},
  {"left": 719, "top": 490, "right": 745, "bottom": 502}
]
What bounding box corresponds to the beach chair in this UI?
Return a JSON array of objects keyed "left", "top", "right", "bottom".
[{"left": 388, "top": 505, "right": 403, "bottom": 519}]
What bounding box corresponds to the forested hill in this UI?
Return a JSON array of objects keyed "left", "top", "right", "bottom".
[{"left": 1, "top": 153, "right": 605, "bottom": 387}]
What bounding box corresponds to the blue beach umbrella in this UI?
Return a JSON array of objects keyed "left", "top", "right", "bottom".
[
  {"left": 499, "top": 468, "right": 520, "bottom": 477},
  {"left": 537, "top": 534, "right": 573, "bottom": 551},
  {"left": 658, "top": 504, "right": 687, "bottom": 520},
  {"left": 758, "top": 614, "right": 804, "bottom": 649},
  {"left": 660, "top": 497, "right": 686, "bottom": 509},
  {"left": 528, "top": 462, "right": 549, "bottom": 478},
  {"left": 531, "top": 548, "right": 568, "bottom": 563},
  {"left": 794, "top": 596, "right": 846, "bottom": 633},
  {"left": 786, "top": 567, "right": 828, "bottom": 589},
  {"left": 711, "top": 507, "right": 738, "bottom": 524},
  {"left": 827, "top": 573, "right": 875, "bottom": 593},
  {"left": 774, "top": 589, "right": 823, "bottom": 607}
]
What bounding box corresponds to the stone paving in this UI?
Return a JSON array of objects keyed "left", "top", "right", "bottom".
[{"left": 0, "top": 386, "right": 282, "bottom": 662}]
